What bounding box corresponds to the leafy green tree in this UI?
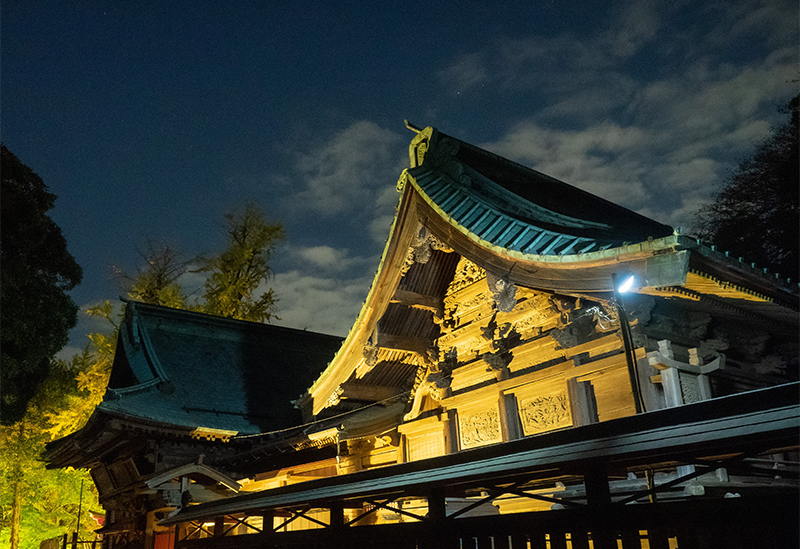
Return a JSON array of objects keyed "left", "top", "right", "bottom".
[
  {"left": 1, "top": 145, "right": 83, "bottom": 424},
  {"left": 1, "top": 353, "right": 102, "bottom": 549},
  {"left": 200, "top": 204, "right": 285, "bottom": 322},
  {"left": 0, "top": 304, "right": 116, "bottom": 549},
  {"left": 694, "top": 95, "right": 799, "bottom": 280}
]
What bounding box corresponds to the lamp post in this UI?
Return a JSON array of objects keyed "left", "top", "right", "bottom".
[{"left": 612, "top": 273, "right": 645, "bottom": 414}]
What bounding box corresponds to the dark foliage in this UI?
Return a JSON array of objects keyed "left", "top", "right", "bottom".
[
  {"left": 695, "top": 96, "right": 799, "bottom": 280},
  {"left": 1, "top": 146, "right": 83, "bottom": 424}
]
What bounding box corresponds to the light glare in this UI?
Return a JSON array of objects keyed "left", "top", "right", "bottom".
[{"left": 618, "top": 275, "right": 635, "bottom": 294}]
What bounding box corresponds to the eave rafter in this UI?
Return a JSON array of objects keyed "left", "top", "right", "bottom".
[
  {"left": 300, "top": 186, "right": 420, "bottom": 416},
  {"left": 339, "top": 383, "right": 406, "bottom": 403},
  {"left": 390, "top": 288, "right": 443, "bottom": 318}
]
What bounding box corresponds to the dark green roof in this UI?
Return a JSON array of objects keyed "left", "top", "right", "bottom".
[
  {"left": 99, "top": 301, "right": 343, "bottom": 435},
  {"left": 406, "top": 128, "right": 674, "bottom": 257}
]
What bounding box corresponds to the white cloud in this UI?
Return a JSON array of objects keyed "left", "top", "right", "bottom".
[
  {"left": 288, "top": 121, "right": 407, "bottom": 220},
  {"left": 482, "top": 123, "right": 652, "bottom": 210},
  {"left": 296, "top": 246, "right": 351, "bottom": 269},
  {"left": 60, "top": 299, "right": 126, "bottom": 361},
  {"left": 603, "top": 0, "right": 663, "bottom": 58},
  {"left": 285, "top": 244, "right": 380, "bottom": 276},
  {"left": 270, "top": 270, "right": 374, "bottom": 337},
  {"left": 438, "top": 52, "right": 489, "bottom": 91},
  {"left": 445, "top": 0, "right": 796, "bottom": 231}
]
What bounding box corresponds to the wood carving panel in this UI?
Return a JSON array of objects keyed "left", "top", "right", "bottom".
[
  {"left": 458, "top": 407, "right": 502, "bottom": 449},
  {"left": 446, "top": 258, "right": 486, "bottom": 295},
  {"left": 518, "top": 392, "right": 572, "bottom": 436},
  {"left": 512, "top": 294, "right": 560, "bottom": 337},
  {"left": 407, "top": 433, "right": 444, "bottom": 461}
]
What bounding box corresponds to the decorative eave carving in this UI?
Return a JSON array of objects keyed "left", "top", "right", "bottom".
[
  {"left": 447, "top": 257, "right": 486, "bottom": 295},
  {"left": 486, "top": 272, "right": 518, "bottom": 313},
  {"left": 401, "top": 224, "right": 454, "bottom": 276},
  {"left": 403, "top": 348, "right": 457, "bottom": 421}
]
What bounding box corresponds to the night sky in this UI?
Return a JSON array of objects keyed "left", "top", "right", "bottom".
[{"left": 2, "top": 1, "right": 797, "bottom": 357}]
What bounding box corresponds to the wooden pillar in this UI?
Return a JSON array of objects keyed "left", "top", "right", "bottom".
[
  {"left": 260, "top": 510, "right": 275, "bottom": 537},
  {"left": 328, "top": 501, "right": 344, "bottom": 530},
  {"left": 584, "top": 461, "right": 615, "bottom": 549},
  {"left": 499, "top": 394, "right": 521, "bottom": 441},
  {"left": 396, "top": 434, "right": 407, "bottom": 463},
  {"left": 421, "top": 487, "right": 457, "bottom": 549},
  {"left": 427, "top": 487, "right": 446, "bottom": 523},
  {"left": 567, "top": 378, "right": 598, "bottom": 427},
  {"left": 213, "top": 516, "right": 224, "bottom": 536},
  {"left": 584, "top": 461, "right": 611, "bottom": 508},
  {"left": 442, "top": 411, "right": 456, "bottom": 454},
  {"left": 144, "top": 511, "right": 156, "bottom": 549}
]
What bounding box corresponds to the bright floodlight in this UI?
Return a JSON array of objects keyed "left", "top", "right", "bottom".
[{"left": 617, "top": 275, "right": 635, "bottom": 294}]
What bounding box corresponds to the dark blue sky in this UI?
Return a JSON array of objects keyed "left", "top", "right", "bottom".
[{"left": 2, "top": 1, "right": 797, "bottom": 354}]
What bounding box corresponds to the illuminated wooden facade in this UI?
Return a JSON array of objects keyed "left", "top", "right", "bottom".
[
  {"left": 291, "top": 125, "right": 797, "bottom": 482},
  {"left": 162, "top": 126, "right": 797, "bottom": 547},
  {"left": 49, "top": 126, "right": 798, "bottom": 548}
]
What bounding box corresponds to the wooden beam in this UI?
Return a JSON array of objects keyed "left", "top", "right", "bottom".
[
  {"left": 377, "top": 334, "right": 430, "bottom": 356},
  {"left": 339, "top": 383, "right": 405, "bottom": 402},
  {"left": 390, "top": 289, "right": 443, "bottom": 315}
]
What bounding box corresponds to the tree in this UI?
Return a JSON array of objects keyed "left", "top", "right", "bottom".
[
  {"left": 1, "top": 351, "right": 103, "bottom": 549},
  {"left": 111, "top": 204, "right": 284, "bottom": 322},
  {"left": 200, "top": 204, "right": 285, "bottom": 322},
  {"left": 0, "top": 301, "right": 117, "bottom": 549},
  {"left": 1, "top": 145, "right": 83, "bottom": 425},
  {"left": 112, "top": 240, "right": 191, "bottom": 309},
  {"left": 694, "top": 95, "right": 799, "bottom": 281}
]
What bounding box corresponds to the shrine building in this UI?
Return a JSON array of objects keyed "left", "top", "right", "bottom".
[{"left": 47, "top": 125, "right": 799, "bottom": 549}]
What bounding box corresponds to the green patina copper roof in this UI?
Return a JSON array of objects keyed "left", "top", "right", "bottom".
[
  {"left": 99, "top": 301, "right": 343, "bottom": 435},
  {"left": 401, "top": 127, "right": 675, "bottom": 259}
]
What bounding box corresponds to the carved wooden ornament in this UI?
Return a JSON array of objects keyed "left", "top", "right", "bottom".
[{"left": 518, "top": 392, "right": 572, "bottom": 436}]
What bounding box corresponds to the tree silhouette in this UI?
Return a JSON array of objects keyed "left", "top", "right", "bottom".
[
  {"left": 1, "top": 145, "right": 83, "bottom": 424},
  {"left": 694, "top": 96, "right": 799, "bottom": 281}
]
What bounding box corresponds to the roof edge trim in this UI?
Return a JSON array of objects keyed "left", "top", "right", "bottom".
[{"left": 298, "top": 185, "right": 419, "bottom": 416}]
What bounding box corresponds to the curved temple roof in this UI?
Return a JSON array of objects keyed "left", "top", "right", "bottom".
[
  {"left": 298, "top": 125, "right": 799, "bottom": 417},
  {"left": 99, "top": 301, "right": 343, "bottom": 435},
  {"left": 404, "top": 127, "right": 675, "bottom": 258}
]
